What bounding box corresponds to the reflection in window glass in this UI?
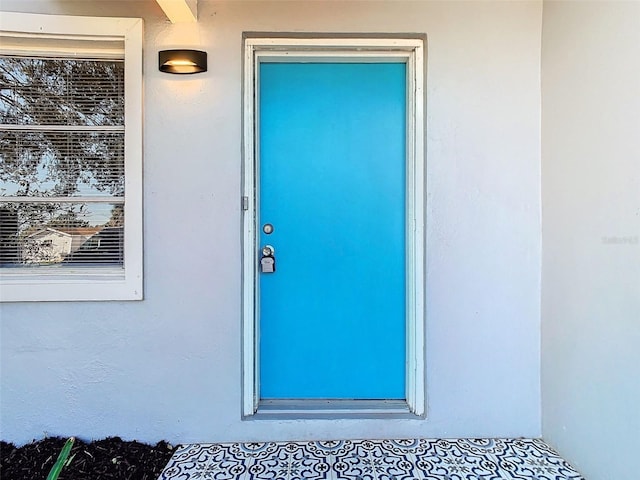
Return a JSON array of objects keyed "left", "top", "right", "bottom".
[
  {"left": 0, "top": 203, "right": 124, "bottom": 267},
  {"left": 0, "top": 56, "right": 125, "bottom": 271},
  {"left": 0, "top": 56, "right": 125, "bottom": 126},
  {"left": 1, "top": 130, "right": 125, "bottom": 197}
]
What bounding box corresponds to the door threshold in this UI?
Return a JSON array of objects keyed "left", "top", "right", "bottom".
[{"left": 250, "top": 399, "right": 417, "bottom": 420}]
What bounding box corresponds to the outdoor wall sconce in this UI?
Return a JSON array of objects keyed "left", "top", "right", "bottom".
[{"left": 159, "top": 49, "right": 207, "bottom": 74}]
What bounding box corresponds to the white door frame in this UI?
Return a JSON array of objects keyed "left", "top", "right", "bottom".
[{"left": 242, "top": 36, "right": 426, "bottom": 418}]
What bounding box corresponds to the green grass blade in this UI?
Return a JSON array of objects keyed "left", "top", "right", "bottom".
[{"left": 46, "top": 437, "right": 75, "bottom": 480}]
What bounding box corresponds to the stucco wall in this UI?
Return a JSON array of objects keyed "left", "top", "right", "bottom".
[
  {"left": 0, "top": 1, "right": 542, "bottom": 445},
  {"left": 541, "top": 1, "right": 640, "bottom": 479}
]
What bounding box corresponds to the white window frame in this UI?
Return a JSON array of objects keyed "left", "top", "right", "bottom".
[
  {"left": 242, "top": 36, "right": 426, "bottom": 418},
  {"left": 0, "top": 13, "right": 143, "bottom": 302}
]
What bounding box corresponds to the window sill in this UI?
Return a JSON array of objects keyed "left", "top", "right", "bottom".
[
  {"left": 1, "top": 267, "right": 141, "bottom": 302},
  {"left": 247, "top": 399, "right": 420, "bottom": 420}
]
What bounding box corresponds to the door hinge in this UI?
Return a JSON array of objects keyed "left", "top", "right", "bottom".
[{"left": 242, "top": 196, "right": 249, "bottom": 211}]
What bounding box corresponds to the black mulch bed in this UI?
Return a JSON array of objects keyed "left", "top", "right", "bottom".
[{"left": 0, "top": 436, "right": 176, "bottom": 480}]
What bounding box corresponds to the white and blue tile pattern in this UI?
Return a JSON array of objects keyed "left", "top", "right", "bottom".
[{"left": 158, "top": 438, "right": 584, "bottom": 480}]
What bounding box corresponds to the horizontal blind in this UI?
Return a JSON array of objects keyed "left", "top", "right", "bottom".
[
  {"left": 0, "top": 56, "right": 124, "bottom": 126},
  {"left": 0, "top": 202, "right": 124, "bottom": 266},
  {"left": 0, "top": 54, "right": 125, "bottom": 268},
  {"left": 1, "top": 130, "right": 125, "bottom": 197}
]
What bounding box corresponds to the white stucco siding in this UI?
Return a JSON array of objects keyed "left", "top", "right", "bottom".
[
  {"left": 541, "top": 1, "right": 640, "bottom": 479},
  {"left": 0, "top": 0, "right": 542, "bottom": 444}
]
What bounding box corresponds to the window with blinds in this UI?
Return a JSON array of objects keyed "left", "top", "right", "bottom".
[
  {"left": 0, "top": 13, "right": 143, "bottom": 301},
  {"left": 1, "top": 56, "right": 126, "bottom": 268}
]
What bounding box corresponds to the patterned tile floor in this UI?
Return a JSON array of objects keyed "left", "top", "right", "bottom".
[{"left": 158, "top": 438, "right": 585, "bottom": 480}]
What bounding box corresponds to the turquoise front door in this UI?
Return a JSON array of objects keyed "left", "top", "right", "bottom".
[{"left": 258, "top": 62, "right": 407, "bottom": 400}]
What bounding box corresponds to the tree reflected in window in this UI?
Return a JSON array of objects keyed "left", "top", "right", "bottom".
[{"left": 0, "top": 56, "right": 125, "bottom": 268}]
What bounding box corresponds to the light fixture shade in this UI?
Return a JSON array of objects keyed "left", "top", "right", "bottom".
[{"left": 159, "top": 49, "right": 207, "bottom": 74}]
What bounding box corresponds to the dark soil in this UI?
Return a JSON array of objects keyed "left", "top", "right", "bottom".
[{"left": 0, "top": 436, "right": 176, "bottom": 480}]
